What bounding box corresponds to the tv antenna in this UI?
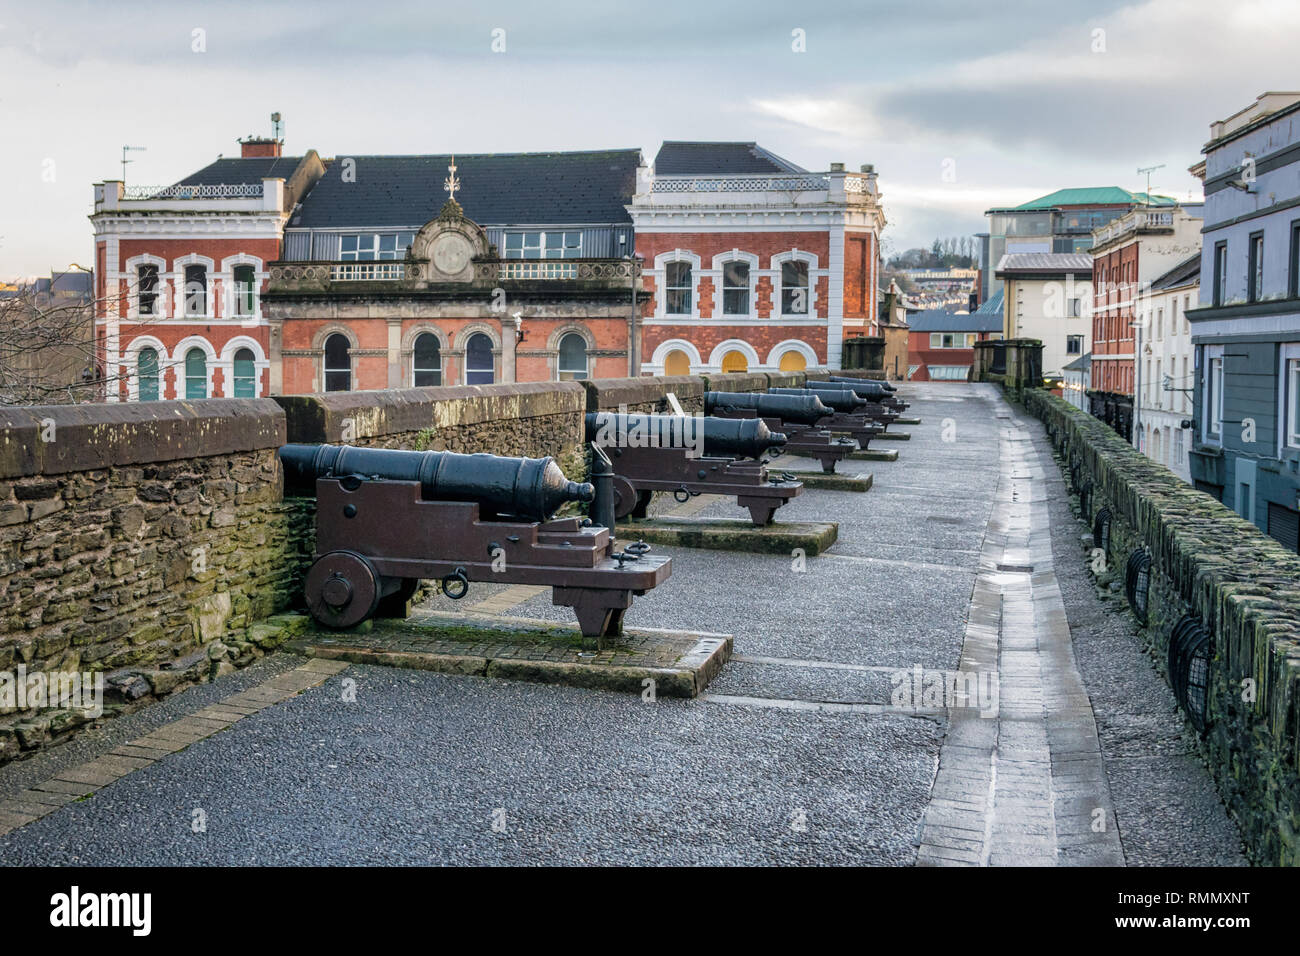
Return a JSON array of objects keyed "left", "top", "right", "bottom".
[
  {"left": 122, "top": 145, "right": 147, "bottom": 184},
  {"left": 1137, "top": 164, "right": 1165, "bottom": 206}
]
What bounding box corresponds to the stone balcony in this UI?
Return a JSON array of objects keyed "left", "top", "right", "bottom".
[
  {"left": 265, "top": 257, "right": 641, "bottom": 296},
  {"left": 1090, "top": 209, "right": 1176, "bottom": 250}
]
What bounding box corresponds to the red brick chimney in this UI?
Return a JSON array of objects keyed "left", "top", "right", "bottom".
[{"left": 240, "top": 137, "right": 282, "bottom": 158}]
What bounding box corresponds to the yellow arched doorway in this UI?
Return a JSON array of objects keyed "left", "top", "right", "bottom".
[
  {"left": 778, "top": 351, "right": 807, "bottom": 372},
  {"left": 720, "top": 350, "right": 749, "bottom": 373},
  {"left": 663, "top": 349, "right": 691, "bottom": 376}
]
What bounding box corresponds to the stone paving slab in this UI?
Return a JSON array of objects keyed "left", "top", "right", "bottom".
[
  {"left": 287, "top": 611, "right": 732, "bottom": 699},
  {"left": 617, "top": 517, "right": 838, "bottom": 555},
  {"left": 915, "top": 401, "right": 1125, "bottom": 867}
]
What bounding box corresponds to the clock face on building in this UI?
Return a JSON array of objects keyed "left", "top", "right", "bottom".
[{"left": 431, "top": 233, "right": 472, "bottom": 275}]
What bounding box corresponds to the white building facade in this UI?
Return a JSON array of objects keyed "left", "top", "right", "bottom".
[{"left": 1135, "top": 254, "right": 1199, "bottom": 483}]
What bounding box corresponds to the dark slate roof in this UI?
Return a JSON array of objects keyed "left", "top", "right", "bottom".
[
  {"left": 1151, "top": 252, "right": 1201, "bottom": 291},
  {"left": 654, "top": 141, "right": 805, "bottom": 175},
  {"left": 908, "top": 309, "right": 1003, "bottom": 333},
  {"left": 290, "top": 150, "right": 642, "bottom": 228},
  {"left": 1063, "top": 352, "right": 1091, "bottom": 372},
  {"left": 176, "top": 156, "right": 306, "bottom": 186}
]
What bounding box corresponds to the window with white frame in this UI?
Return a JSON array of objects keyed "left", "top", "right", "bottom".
[
  {"left": 340, "top": 233, "right": 415, "bottom": 261},
  {"left": 1067, "top": 335, "right": 1084, "bottom": 355},
  {"left": 781, "top": 261, "right": 809, "bottom": 314},
  {"left": 1284, "top": 343, "right": 1300, "bottom": 450},
  {"left": 137, "top": 265, "right": 159, "bottom": 316},
  {"left": 665, "top": 261, "right": 692, "bottom": 314},
  {"left": 1204, "top": 344, "right": 1224, "bottom": 441},
  {"left": 1068, "top": 297, "right": 1082, "bottom": 318},
  {"left": 929, "top": 333, "right": 972, "bottom": 348},
  {"left": 503, "top": 231, "right": 581, "bottom": 259},
  {"left": 232, "top": 265, "right": 256, "bottom": 317},
  {"left": 722, "top": 261, "right": 750, "bottom": 315},
  {"left": 184, "top": 265, "right": 207, "bottom": 317},
  {"left": 928, "top": 365, "right": 971, "bottom": 381}
]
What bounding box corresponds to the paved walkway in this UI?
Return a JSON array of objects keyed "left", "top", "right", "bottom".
[
  {"left": 916, "top": 409, "right": 1123, "bottom": 865},
  {"left": 0, "top": 383, "right": 1245, "bottom": 865}
]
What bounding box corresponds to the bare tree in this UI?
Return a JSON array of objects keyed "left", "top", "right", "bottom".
[{"left": 0, "top": 280, "right": 104, "bottom": 405}]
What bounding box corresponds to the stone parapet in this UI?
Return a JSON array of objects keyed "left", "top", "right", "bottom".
[{"left": 1024, "top": 387, "right": 1300, "bottom": 865}]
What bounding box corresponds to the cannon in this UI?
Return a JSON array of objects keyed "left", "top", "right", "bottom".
[
  {"left": 799, "top": 380, "right": 904, "bottom": 422},
  {"left": 767, "top": 387, "right": 885, "bottom": 447},
  {"left": 585, "top": 413, "right": 802, "bottom": 526},
  {"left": 704, "top": 392, "right": 857, "bottom": 473},
  {"left": 827, "top": 375, "right": 897, "bottom": 393},
  {"left": 820, "top": 377, "right": 909, "bottom": 411},
  {"left": 280, "top": 443, "right": 671, "bottom": 639}
]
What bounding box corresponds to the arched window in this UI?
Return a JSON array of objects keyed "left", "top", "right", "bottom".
[
  {"left": 663, "top": 349, "right": 691, "bottom": 376},
  {"left": 232, "top": 347, "right": 256, "bottom": 398},
  {"left": 465, "top": 332, "right": 494, "bottom": 385},
  {"left": 781, "top": 261, "right": 810, "bottom": 314},
  {"left": 722, "top": 261, "right": 750, "bottom": 315},
  {"left": 721, "top": 350, "right": 748, "bottom": 373},
  {"left": 184, "top": 265, "right": 207, "bottom": 317},
  {"left": 665, "top": 261, "right": 692, "bottom": 314},
  {"left": 413, "top": 333, "right": 442, "bottom": 386},
  {"left": 138, "top": 347, "right": 159, "bottom": 401},
  {"left": 324, "top": 334, "right": 351, "bottom": 392},
  {"left": 232, "top": 265, "right": 256, "bottom": 317},
  {"left": 184, "top": 348, "right": 208, "bottom": 399},
  {"left": 778, "top": 350, "right": 807, "bottom": 372},
  {"left": 557, "top": 332, "right": 588, "bottom": 381}
]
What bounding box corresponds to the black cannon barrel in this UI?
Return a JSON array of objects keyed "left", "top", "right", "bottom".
[
  {"left": 827, "top": 375, "right": 896, "bottom": 392},
  {"left": 704, "top": 391, "right": 831, "bottom": 426},
  {"left": 585, "top": 413, "right": 786, "bottom": 459},
  {"left": 767, "top": 386, "right": 868, "bottom": 413},
  {"left": 805, "top": 379, "right": 892, "bottom": 401},
  {"left": 278, "top": 444, "right": 593, "bottom": 522}
]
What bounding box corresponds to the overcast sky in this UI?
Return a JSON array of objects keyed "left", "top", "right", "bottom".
[{"left": 1, "top": 0, "right": 1297, "bottom": 276}]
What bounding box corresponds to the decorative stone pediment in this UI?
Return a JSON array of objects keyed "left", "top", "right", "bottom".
[{"left": 410, "top": 201, "right": 490, "bottom": 283}]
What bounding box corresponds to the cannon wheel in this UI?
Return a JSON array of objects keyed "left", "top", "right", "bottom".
[
  {"left": 610, "top": 475, "right": 639, "bottom": 520},
  {"left": 305, "top": 550, "right": 382, "bottom": 630},
  {"left": 376, "top": 577, "right": 421, "bottom": 619}
]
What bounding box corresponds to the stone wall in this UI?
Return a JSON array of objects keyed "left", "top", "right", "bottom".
[
  {"left": 1025, "top": 388, "right": 1300, "bottom": 865},
  {"left": 0, "top": 400, "right": 300, "bottom": 761}
]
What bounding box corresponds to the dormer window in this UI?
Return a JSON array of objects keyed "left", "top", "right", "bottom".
[
  {"left": 340, "top": 233, "right": 415, "bottom": 261},
  {"left": 504, "top": 231, "right": 581, "bottom": 259}
]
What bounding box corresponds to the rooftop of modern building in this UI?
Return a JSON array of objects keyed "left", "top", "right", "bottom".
[
  {"left": 988, "top": 187, "right": 1178, "bottom": 214},
  {"left": 994, "top": 253, "right": 1096, "bottom": 276},
  {"left": 653, "top": 141, "right": 806, "bottom": 175}
]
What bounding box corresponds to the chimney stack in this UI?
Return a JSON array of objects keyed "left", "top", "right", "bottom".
[{"left": 239, "top": 136, "right": 281, "bottom": 158}]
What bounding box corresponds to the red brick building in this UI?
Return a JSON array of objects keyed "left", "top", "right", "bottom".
[
  {"left": 905, "top": 309, "right": 1002, "bottom": 382},
  {"left": 92, "top": 139, "right": 325, "bottom": 401},
  {"left": 631, "top": 143, "right": 885, "bottom": 374}
]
